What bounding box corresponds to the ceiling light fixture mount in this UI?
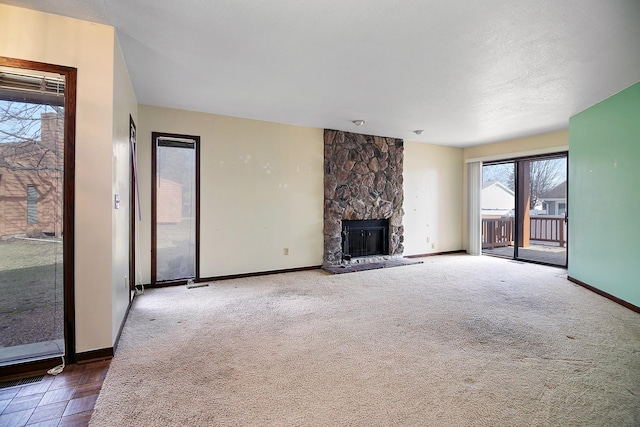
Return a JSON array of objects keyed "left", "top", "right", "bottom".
[
  {"left": 413, "top": 129, "right": 424, "bottom": 135},
  {"left": 352, "top": 120, "right": 365, "bottom": 126}
]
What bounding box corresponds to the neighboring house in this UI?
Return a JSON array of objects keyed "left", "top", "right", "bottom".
[
  {"left": 481, "top": 181, "right": 514, "bottom": 217},
  {"left": 0, "top": 112, "right": 63, "bottom": 238},
  {"left": 539, "top": 181, "right": 567, "bottom": 216}
]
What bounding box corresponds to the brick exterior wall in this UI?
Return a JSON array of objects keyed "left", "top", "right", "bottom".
[{"left": 0, "top": 112, "right": 63, "bottom": 238}]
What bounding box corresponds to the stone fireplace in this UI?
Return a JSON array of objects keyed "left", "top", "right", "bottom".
[{"left": 323, "top": 129, "right": 404, "bottom": 266}]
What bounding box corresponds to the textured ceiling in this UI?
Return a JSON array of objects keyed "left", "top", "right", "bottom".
[{"left": 2, "top": 0, "right": 640, "bottom": 147}]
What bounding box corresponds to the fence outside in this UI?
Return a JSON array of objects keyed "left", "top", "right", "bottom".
[
  {"left": 482, "top": 216, "right": 566, "bottom": 249},
  {"left": 482, "top": 217, "right": 514, "bottom": 249},
  {"left": 530, "top": 216, "right": 566, "bottom": 247}
]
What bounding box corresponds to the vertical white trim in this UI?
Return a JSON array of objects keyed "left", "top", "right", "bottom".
[{"left": 467, "top": 162, "right": 482, "bottom": 255}]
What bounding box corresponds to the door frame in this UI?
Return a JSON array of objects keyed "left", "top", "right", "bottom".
[
  {"left": 150, "top": 131, "right": 200, "bottom": 286},
  {"left": 129, "top": 115, "right": 137, "bottom": 298},
  {"left": 0, "top": 57, "right": 77, "bottom": 376}
]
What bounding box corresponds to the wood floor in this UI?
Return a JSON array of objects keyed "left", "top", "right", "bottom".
[{"left": 0, "top": 360, "right": 109, "bottom": 427}]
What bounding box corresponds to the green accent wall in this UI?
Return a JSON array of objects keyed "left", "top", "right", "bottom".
[{"left": 568, "top": 81, "right": 640, "bottom": 307}]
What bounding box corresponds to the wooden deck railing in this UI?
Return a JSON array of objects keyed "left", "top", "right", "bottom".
[
  {"left": 482, "top": 217, "right": 514, "bottom": 249},
  {"left": 482, "top": 216, "right": 566, "bottom": 249},
  {"left": 530, "top": 216, "right": 566, "bottom": 247}
]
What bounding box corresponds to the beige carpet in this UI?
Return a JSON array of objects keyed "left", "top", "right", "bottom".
[{"left": 90, "top": 254, "right": 640, "bottom": 426}]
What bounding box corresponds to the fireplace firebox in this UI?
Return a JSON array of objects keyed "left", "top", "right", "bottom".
[{"left": 342, "top": 219, "right": 389, "bottom": 260}]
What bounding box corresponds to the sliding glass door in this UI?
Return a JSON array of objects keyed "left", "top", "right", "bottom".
[
  {"left": 0, "top": 60, "right": 75, "bottom": 367},
  {"left": 482, "top": 153, "right": 568, "bottom": 267},
  {"left": 516, "top": 156, "right": 567, "bottom": 266},
  {"left": 151, "top": 133, "right": 200, "bottom": 285},
  {"left": 481, "top": 162, "right": 516, "bottom": 259}
]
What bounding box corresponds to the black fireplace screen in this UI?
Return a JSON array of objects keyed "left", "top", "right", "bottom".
[{"left": 342, "top": 219, "right": 389, "bottom": 259}]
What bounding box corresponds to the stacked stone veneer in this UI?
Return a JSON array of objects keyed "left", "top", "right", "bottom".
[{"left": 323, "top": 129, "right": 404, "bottom": 266}]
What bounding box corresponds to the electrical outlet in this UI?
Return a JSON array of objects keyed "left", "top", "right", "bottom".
[
  {"left": 283, "top": 247, "right": 289, "bottom": 256},
  {"left": 432, "top": 243, "right": 436, "bottom": 249},
  {"left": 426, "top": 236, "right": 430, "bottom": 243}
]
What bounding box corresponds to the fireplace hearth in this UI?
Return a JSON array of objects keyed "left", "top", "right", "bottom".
[{"left": 342, "top": 219, "right": 389, "bottom": 260}]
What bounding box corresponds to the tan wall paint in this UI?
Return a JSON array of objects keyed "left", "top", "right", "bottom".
[
  {"left": 111, "top": 36, "right": 137, "bottom": 342},
  {"left": 137, "top": 105, "right": 324, "bottom": 281},
  {"left": 463, "top": 130, "right": 569, "bottom": 163},
  {"left": 461, "top": 130, "right": 569, "bottom": 250},
  {"left": 403, "top": 141, "right": 463, "bottom": 255},
  {"left": 1, "top": 4, "right": 116, "bottom": 353}
]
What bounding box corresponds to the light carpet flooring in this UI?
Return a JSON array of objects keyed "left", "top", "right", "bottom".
[{"left": 90, "top": 254, "right": 640, "bottom": 426}]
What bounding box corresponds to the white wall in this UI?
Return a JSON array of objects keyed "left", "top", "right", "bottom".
[
  {"left": 111, "top": 35, "right": 138, "bottom": 342},
  {"left": 0, "top": 5, "right": 117, "bottom": 352},
  {"left": 137, "top": 105, "right": 324, "bottom": 282},
  {"left": 403, "top": 141, "right": 463, "bottom": 255}
]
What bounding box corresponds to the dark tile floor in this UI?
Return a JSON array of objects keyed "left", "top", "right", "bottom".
[{"left": 0, "top": 360, "right": 110, "bottom": 427}]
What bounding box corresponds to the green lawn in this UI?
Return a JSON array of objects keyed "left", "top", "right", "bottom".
[{"left": 0, "top": 239, "right": 64, "bottom": 347}]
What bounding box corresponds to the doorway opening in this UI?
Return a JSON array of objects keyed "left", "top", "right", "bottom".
[
  {"left": 482, "top": 153, "right": 568, "bottom": 267},
  {"left": 151, "top": 132, "right": 200, "bottom": 286}
]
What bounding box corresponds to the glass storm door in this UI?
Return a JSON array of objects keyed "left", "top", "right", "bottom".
[{"left": 151, "top": 133, "right": 199, "bottom": 285}]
